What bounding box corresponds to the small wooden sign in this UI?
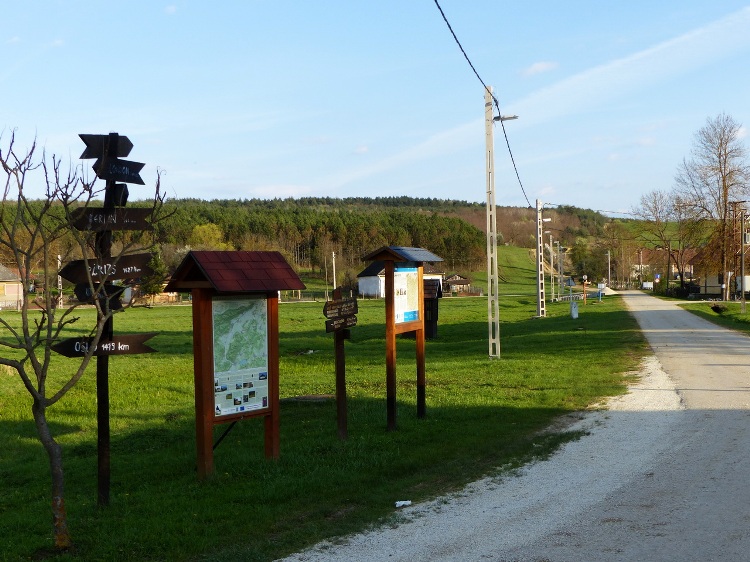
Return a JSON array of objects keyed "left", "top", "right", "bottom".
[
  {"left": 71, "top": 207, "right": 153, "bottom": 231},
  {"left": 74, "top": 283, "right": 125, "bottom": 310},
  {"left": 325, "top": 315, "right": 357, "bottom": 333},
  {"left": 60, "top": 253, "right": 154, "bottom": 284},
  {"left": 52, "top": 333, "right": 157, "bottom": 357},
  {"left": 93, "top": 157, "right": 145, "bottom": 185},
  {"left": 79, "top": 134, "right": 133, "bottom": 159},
  {"left": 323, "top": 298, "right": 358, "bottom": 319}
]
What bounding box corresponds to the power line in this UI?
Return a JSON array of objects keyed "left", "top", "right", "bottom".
[{"left": 432, "top": 0, "right": 531, "bottom": 207}]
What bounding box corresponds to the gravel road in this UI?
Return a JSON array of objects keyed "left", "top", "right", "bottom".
[{"left": 281, "top": 291, "right": 750, "bottom": 561}]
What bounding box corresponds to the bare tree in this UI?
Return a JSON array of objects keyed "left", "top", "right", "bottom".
[
  {"left": 0, "top": 132, "right": 164, "bottom": 551},
  {"left": 633, "top": 189, "right": 709, "bottom": 293},
  {"left": 675, "top": 113, "right": 750, "bottom": 299}
]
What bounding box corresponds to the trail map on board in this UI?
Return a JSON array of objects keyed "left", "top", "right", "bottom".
[{"left": 212, "top": 297, "right": 269, "bottom": 417}]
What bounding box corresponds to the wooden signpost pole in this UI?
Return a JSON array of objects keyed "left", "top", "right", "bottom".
[
  {"left": 74, "top": 132, "right": 149, "bottom": 505},
  {"left": 323, "top": 288, "right": 357, "bottom": 440},
  {"left": 94, "top": 133, "right": 117, "bottom": 506},
  {"left": 384, "top": 260, "right": 397, "bottom": 431},
  {"left": 334, "top": 327, "right": 348, "bottom": 440}
]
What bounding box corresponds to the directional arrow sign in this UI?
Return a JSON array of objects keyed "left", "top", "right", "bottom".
[
  {"left": 325, "top": 315, "right": 357, "bottom": 333},
  {"left": 323, "top": 298, "right": 358, "bottom": 319},
  {"left": 52, "top": 333, "right": 157, "bottom": 357},
  {"left": 74, "top": 283, "right": 126, "bottom": 310},
  {"left": 70, "top": 207, "right": 153, "bottom": 232},
  {"left": 60, "top": 253, "right": 154, "bottom": 284},
  {"left": 93, "top": 158, "right": 145, "bottom": 185},
  {"left": 79, "top": 134, "right": 133, "bottom": 159}
]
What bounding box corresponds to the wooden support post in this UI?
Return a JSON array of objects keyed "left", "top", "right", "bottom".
[
  {"left": 416, "top": 266, "right": 426, "bottom": 418},
  {"left": 265, "top": 295, "right": 280, "bottom": 459},
  {"left": 385, "top": 260, "right": 397, "bottom": 431},
  {"left": 192, "top": 289, "right": 215, "bottom": 479},
  {"left": 334, "top": 330, "right": 348, "bottom": 439}
]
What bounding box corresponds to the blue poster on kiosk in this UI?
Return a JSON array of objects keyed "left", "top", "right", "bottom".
[{"left": 394, "top": 266, "right": 419, "bottom": 323}]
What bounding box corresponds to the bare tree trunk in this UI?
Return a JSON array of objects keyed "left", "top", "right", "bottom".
[{"left": 32, "top": 398, "right": 72, "bottom": 550}]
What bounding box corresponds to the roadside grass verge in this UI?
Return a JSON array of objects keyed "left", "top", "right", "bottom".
[
  {"left": 678, "top": 300, "right": 750, "bottom": 334},
  {"left": 0, "top": 295, "right": 646, "bottom": 561}
]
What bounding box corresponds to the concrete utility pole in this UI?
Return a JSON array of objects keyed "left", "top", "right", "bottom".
[
  {"left": 549, "top": 234, "right": 555, "bottom": 302},
  {"left": 742, "top": 208, "right": 747, "bottom": 314},
  {"left": 332, "top": 251, "right": 337, "bottom": 290},
  {"left": 607, "top": 250, "right": 611, "bottom": 288},
  {"left": 535, "top": 199, "right": 549, "bottom": 318},
  {"left": 484, "top": 87, "right": 517, "bottom": 356},
  {"left": 485, "top": 87, "right": 501, "bottom": 357}
]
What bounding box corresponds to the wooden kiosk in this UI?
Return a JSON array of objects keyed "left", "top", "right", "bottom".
[
  {"left": 165, "top": 251, "right": 305, "bottom": 479},
  {"left": 362, "top": 246, "right": 443, "bottom": 430}
]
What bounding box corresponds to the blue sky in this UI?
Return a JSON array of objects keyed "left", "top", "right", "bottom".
[{"left": 3, "top": 1, "right": 750, "bottom": 215}]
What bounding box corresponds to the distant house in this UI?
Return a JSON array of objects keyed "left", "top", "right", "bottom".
[
  {"left": 443, "top": 273, "right": 472, "bottom": 294},
  {"left": 357, "top": 261, "right": 444, "bottom": 298},
  {"left": 0, "top": 264, "right": 23, "bottom": 309}
]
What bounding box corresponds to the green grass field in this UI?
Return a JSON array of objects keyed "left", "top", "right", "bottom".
[{"left": 0, "top": 253, "right": 647, "bottom": 560}]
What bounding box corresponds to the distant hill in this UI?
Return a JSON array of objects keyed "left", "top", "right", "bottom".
[{"left": 139, "top": 196, "right": 617, "bottom": 283}]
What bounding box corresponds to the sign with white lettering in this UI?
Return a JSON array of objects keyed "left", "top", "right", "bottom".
[
  {"left": 52, "top": 333, "right": 157, "bottom": 357},
  {"left": 70, "top": 207, "right": 153, "bottom": 231},
  {"left": 59, "top": 253, "right": 154, "bottom": 284}
]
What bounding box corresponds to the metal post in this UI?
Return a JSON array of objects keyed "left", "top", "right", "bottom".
[{"left": 485, "top": 87, "right": 500, "bottom": 357}]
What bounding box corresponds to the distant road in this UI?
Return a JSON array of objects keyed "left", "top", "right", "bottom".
[{"left": 283, "top": 291, "right": 750, "bottom": 562}]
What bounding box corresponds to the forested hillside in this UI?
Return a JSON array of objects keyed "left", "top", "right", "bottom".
[
  {"left": 145, "top": 197, "right": 612, "bottom": 283},
  {"left": 151, "top": 198, "right": 487, "bottom": 280},
  {"left": 0, "top": 196, "right": 615, "bottom": 290}
]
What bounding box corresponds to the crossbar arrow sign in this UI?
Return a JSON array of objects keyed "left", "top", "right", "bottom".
[
  {"left": 60, "top": 253, "right": 154, "bottom": 284},
  {"left": 93, "top": 158, "right": 145, "bottom": 185},
  {"left": 52, "top": 333, "right": 158, "bottom": 357},
  {"left": 70, "top": 207, "right": 153, "bottom": 232},
  {"left": 79, "top": 134, "right": 133, "bottom": 159}
]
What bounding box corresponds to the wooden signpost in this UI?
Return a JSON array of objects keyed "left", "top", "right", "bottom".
[
  {"left": 323, "top": 289, "right": 358, "bottom": 440},
  {"left": 362, "top": 246, "right": 443, "bottom": 431},
  {"left": 53, "top": 132, "right": 153, "bottom": 506}
]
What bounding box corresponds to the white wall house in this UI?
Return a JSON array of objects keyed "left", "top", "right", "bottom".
[
  {"left": 0, "top": 264, "right": 23, "bottom": 310},
  {"left": 357, "top": 262, "right": 444, "bottom": 298}
]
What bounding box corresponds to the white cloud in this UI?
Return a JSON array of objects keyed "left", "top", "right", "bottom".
[
  {"left": 522, "top": 61, "right": 558, "bottom": 77},
  {"left": 508, "top": 7, "right": 750, "bottom": 126},
  {"left": 317, "top": 119, "right": 478, "bottom": 190},
  {"left": 353, "top": 145, "right": 368, "bottom": 154},
  {"left": 738, "top": 126, "right": 747, "bottom": 139},
  {"left": 165, "top": 5, "right": 177, "bottom": 15},
  {"left": 6, "top": 36, "right": 20, "bottom": 45}
]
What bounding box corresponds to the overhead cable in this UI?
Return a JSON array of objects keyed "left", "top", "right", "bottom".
[{"left": 432, "top": 0, "right": 531, "bottom": 207}]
